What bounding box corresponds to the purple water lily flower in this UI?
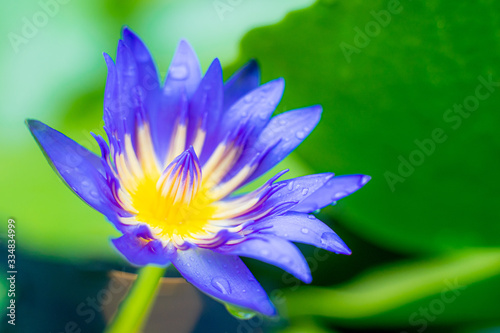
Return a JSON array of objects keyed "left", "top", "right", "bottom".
[{"left": 26, "top": 28, "right": 370, "bottom": 315}]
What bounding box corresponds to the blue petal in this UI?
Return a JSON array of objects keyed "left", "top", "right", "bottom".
[
  {"left": 121, "top": 27, "right": 160, "bottom": 93},
  {"left": 26, "top": 119, "right": 125, "bottom": 221},
  {"left": 103, "top": 40, "right": 144, "bottom": 153},
  {"left": 170, "top": 247, "right": 275, "bottom": 316},
  {"left": 292, "top": 174, "right": 371, "bottom": 213},
  {"left": 223, "top": 60, "right": 260, "bottom": 111},
  {"left": 188, "top": 59, "right": 224, "bottom": 162},
  {"left": 163, "top": 39, "right": 201, "bottom": 98},
  {"left": 150, "top": 40, "right": 201, "bottom": 162},
  {"left": 255, "top": 212, "right": 351, "bottom": 255},
  {"left": 224, "top": 106, "right": 322, "bottom": 186},
  {"left": 112, "top": 228, "right": 170, "bottom": 266},
  {"left": 262, "top": 173, "right": 335, "bottom": 213},
  {"left": 218, "top": 78, "right": 284, "bottom": 146},
  {"left": 217, "top": 236, "right": 312, "bottom": 283}
]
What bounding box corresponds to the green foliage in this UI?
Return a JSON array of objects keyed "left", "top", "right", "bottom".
[
  {"left": 282, "top": 249, "right": 500, "bottom": 325},
  {"left": 228, "top": 0, "right": 500, "bottom": 254}
]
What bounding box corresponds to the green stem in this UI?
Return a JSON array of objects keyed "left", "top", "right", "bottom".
[{"left": 105, "top": 265, "right": 167, "bottom": 333}]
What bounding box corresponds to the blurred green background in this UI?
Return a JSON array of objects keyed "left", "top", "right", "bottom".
[{"left": 1, "top": 0, "right": 500, "bottom": 332}]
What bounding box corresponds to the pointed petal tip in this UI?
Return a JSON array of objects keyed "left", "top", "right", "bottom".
[
  {"left": 248, "top": 58, "right": 259, "bottom": 68},
  {"left": 311, "top": 104, "right": 323, "bottom": 113},
  {"left": 360, "top": 174, "right": 372, "bottom": 186},
  {"left": 177, "top": 38, "right": 195, "bottom": 52},
  {"left": 300, "top": 272, "right": 313, "bottom": 284},
  {"left": 121, "top": 25, "right": 133, "bottom": 36},
  {"left": 25, "top": 118, "right": 37, "bottom": 128},
  {"left": 25, "top": 118, "right": 46, "bottom": 135}
]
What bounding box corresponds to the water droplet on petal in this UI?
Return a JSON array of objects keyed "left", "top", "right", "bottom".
[
  {"left": 301, "top": 227, "right": 309, "bottom": 234},
  {"left": 169, "top": 64, "right": 188, "bottom": 80},
  {"left": 333, "top": 191, "right": 348, "bottom": 200},
  {"left": 279, "top": 119, "right": 287, "bottom": 126},
  {"left": 81, "top": 179, "right": 90, "bottom": 187},
  {"left": 308, "top": 215, "right": 315, "bottom": 219},
  {"left": 225, "top": 303, "right": 256, "bottom": 319},
  {"left": 287, "top": 181, "right": 294, "bottom": 191},
  {"left": 65, "top": 153, "right": 82, "bottom": 167},
  {"left": 281, "top": 256, "right": 292, "bottom": 264},
  {"left": 164, "top": 87, "right": 173, "bottom": 95},
  {"left": 166, "top": 243, "right": 176, "bottom": 254},
  {"left": 296, "top": 131, "right": 305, "bottom": 139},
  {"left": 301, "top": 188, "right": 309, "bottom": 196},
  {"left": 89, "top": 190, "right": 100, "bottom": 199},
  {"left": 244, "top": 94, "right": 253, "bottom": 103},
  {"left": 211, "top": 277, "right": 232, "bottom": 295}
]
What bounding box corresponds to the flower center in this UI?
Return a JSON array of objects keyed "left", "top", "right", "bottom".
[
  {"left": 116, "top": 143, "right": 217, "bottom": 242},
  {"left": 131, "top": 176, "right": 216, "bottom": 240}
]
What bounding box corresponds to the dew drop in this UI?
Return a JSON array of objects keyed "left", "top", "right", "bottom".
[
  {"left": 65, "top": 154, "right": 82, "bottom": 167},
  {"left": 287, "top": 181, "right": 294, "bottom": 191},
  {"left": 211, "top": 277, "right": 232, "bottom": 295},
  {"left": 163, "top": 87, "right": 173, "bottom": 95},
  {"left": 166, "top": 243, "right": 176, "bottom": 254},
  {"left": 244, "top": 94, "right": 253, "bottom": 103},
  {"left": 301, "top": 188, "right": 309, "bottom": 196},
  {"left": 333, "top": 191, "right": 348, "bottom": 200},
  {"left": 89, "top": 190, "right": 99, "bottom": 199},
  {"left": 225, "top": 303, "right": 257, "bottom": 319},
  {"left": 295, "top": 131, "right": 305, "bottom": 139},
  {"left": 81, "top": 179, "right": 90, "bottom": 187},
  {"left": 308, "top": 215, "right": 315, "bottom": 219},
  {"left": 281, "top": 256, "right": 292, "bottom": 264},
  {"left": 169, "top": 64, "right": 188, "bottom": 80},
  {"left": 279, "top": 119, "right": 287, "bottom": 126},
  {"left": 301, "top": 227, "right": 309, "bottom": 234}
]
